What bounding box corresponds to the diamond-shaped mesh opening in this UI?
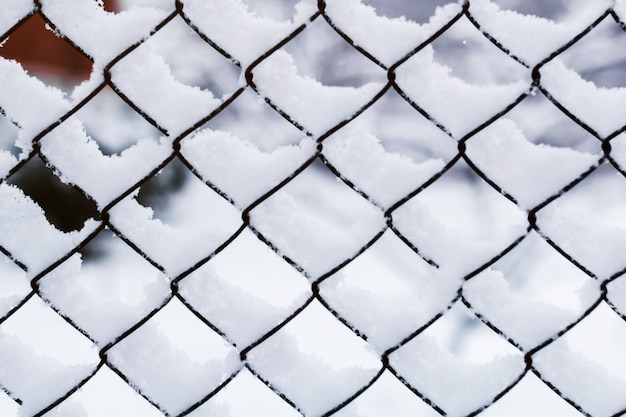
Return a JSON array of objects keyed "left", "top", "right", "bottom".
[
  {"left": 150, "top": 16, "right": 241, "bottom": 96},
  {"left": 391, "top": 160, "right": 527, "bottom": 274},
  {"left": 197, "top": 88, "right": 307, "bottom": 153},
  {"left": 180, "top": 0, "right": 318, "bottom": 66},
  {"left": 467, "top": 0, "right": 613, "bottom": 67},
  {"left": 550, "top": 14, "right": 626, "bottom": 89},
  {"left": 533, "top": 302, "right": 626, "bottom": 417},
  {"left": 112, "top": 14, "right": 241, "bottom": 105},
  {"left": 323, "top": 0, "right": 463, "bottom": 68},
  {"left": 281, "top": 17, "right": 386, "bottom": 88},
  {"left": 7, "top": 157, "right": 98, "bottom": 233},
  {"left": 464, "top": 93, "right": 602, "bottom": 209},
  {"left": 247, "top": 300, "right": 381, "bottom": 417},
  {"left": 0, "top": 296, "right": 99, "bottom": 416},
  {"left": 249, "top": 159, "right": 385, "bottom": 278},
  {"left": 107, "top": 298, "right": 240, "bottom": 416},
  {"left": 250, "top": 18, "right": 387, "bottom": 136},
  {"left": 38, "top": 229, "right": 170, "bottom": 346},
  {"left": 394, "top": 21, "right": 530, "bottom": 138},
  {"left": 38, "top": 114, "right": 172, "bottom": 207},
  {"left": 464, "top": 231, "right": 599, "bottom": 350},
  {"left": 0, "top": 12, "right": 92, "bottom": 90},
  {"left": 427, "top": 15, "right": 528, "bottom": 86},
  {"left": 110, "top": 158, "right": 242, "bottom": 276},
  {"left": 320, "top": 229, "right": 460, "bottom": 350},
  {"left": 538, "top": 27, "right": 626, "bottom": 139},
  {"left": 72, "top": 86, "right": 164, "bottom": 156},
  {"left": 478, "top": 92, "right": 601, "bottom": 152},
  {"left": 390, "top": 302, "right": 525, "bottom": 417},
  {"left": 179, "top": 228, "right": 310, "bottom": 347},
  {"left": 322, "top": 90, "right": 457, "bottom": 208},
  {"left": 180, "top": 89, "right": 315, "bottom": 208},
  {"left": 535, "top": 162, "right": 626, "bottom": 279}
]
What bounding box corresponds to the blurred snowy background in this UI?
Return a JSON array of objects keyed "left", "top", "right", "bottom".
[{"left": 1, "top": 0, "right": 626, "bottom": 416}]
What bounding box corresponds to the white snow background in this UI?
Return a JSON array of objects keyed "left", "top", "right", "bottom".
[{"left": 1, "top": 0, "right": 626, "bottom": 416}]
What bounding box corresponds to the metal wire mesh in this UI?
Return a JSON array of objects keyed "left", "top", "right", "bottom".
[{"left": 1, "top": 0, "right": 626, "bottom": 416}]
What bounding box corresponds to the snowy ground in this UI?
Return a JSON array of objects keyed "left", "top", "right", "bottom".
[{"left": 1, "top": 0, "right": 626, "bottom": 416}]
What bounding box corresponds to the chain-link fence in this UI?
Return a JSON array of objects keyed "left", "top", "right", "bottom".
[{"left": 2, "top": 0, "right": 626, "bottom": 416}]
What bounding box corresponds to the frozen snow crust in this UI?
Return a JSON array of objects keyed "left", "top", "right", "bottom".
[{"left": 1, "top": 0, "right": 626, "bottom": 416}]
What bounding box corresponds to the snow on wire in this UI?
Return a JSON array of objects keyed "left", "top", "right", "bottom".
[{"left": 1, "top": 0, "right": 626, "bottom": 416}]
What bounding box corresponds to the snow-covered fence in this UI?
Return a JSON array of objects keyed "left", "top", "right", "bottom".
[{"left": 2, "top": 0, "right": 626, "bottom": 416}]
